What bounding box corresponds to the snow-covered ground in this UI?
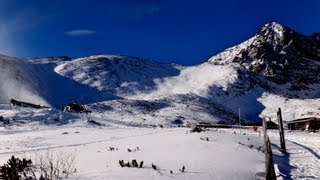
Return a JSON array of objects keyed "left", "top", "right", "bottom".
[
  {"left": 268, "top": 130, "right": 320, "bottom": 180},
  {"left": 0, "top": 121, "right": 319, "bottom": 180},
  {"left": 0, "top": 127, "right": 265, "bottom": 180},
  {"left": 0, "top": 101, "right": 319, "bottom": 179}
]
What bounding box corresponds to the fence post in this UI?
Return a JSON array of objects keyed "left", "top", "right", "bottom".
[
  {"left": 263, "top": 117, "right": 276, "bottom": 180},
  {"left": 263, "top": 117, "right": 268, "bottom": 178},
  {"left": 277, "top": 108, "right": 286, "bottom": 153},
  {"left": 266, "top": 137, "right": 276, "bottom": 180}
]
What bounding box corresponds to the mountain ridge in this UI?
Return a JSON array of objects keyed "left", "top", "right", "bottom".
[
  {"left": 209, "top": 21, "right": 320, "bottom": 96},
  {"left": 0, "top": 22, "right": 319, "bottom": 126}
]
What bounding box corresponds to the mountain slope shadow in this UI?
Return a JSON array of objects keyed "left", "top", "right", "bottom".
[
  {"left": 31, "top": 62, "right": 120, "bottom": 108},
  {"left": 206, "top": 69, "right": 266, "bottom": 123}
]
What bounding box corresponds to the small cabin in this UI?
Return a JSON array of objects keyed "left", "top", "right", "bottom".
[{"left": 287, "top": 117, "right": 320, "bottom": 132}]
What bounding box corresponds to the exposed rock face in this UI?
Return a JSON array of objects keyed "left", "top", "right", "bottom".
[{"left": 209, "top": 22, "right": 320, "bottom": 90}]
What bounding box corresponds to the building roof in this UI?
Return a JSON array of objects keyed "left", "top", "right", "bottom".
[{"left": 286, "top": 117, "right": 319, "bottom": 124}]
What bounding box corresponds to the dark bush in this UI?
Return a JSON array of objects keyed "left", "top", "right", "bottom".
[
  {"left": 0, "top": 116, "right": 10, "bottom": 125},
  {"left": 119, "top": 160, "right": 144, "bottom": 168},
  {"left": 0, "top": 156, "right": 33, "bottom": 180},
  {"left": 87, "top": 120, "right": 104, "bottom": 126},
  {"left": 190, "top": 126, "right": 203, "bottom": 133},
  {"left": 151, "top": 164, "right": 157, "bottom": 170},
  {"left": 63, "top": 103, "right": 91, "bottom": 114},
  {"left": 0, "top": 152, "right": 76, "bottom": 180},
  {"left": 139, "top": 161, "right": 143, "bottom": 168},
  {"left": 131, "top": 160, "right": 138, "bottom": 167}
]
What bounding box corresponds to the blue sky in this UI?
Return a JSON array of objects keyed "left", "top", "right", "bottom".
[{"left": 0, "top": 0, "right": 320, "bottom": 65}]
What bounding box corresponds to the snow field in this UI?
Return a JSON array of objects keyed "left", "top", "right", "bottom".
[{"left": 0, "top": 127, "right": 264, "bottom": 180}]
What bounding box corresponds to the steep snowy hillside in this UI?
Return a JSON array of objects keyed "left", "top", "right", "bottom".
[
  {"left": 55, "top": 55, "right": 181, "bottom": 97},
  {"left": 29, "top": 58, "right": 117, "bottom": 107},
  {"left": 53, "top": 55, "right": 237, "bottom": 124},
  {"left": 0, "top": 55, "right": 116, "bottom": 108},
  {"left": 53, "top": 57, "right": 260, "bottom": 123},
  {"left": 0, "top": 54, "right": 47, "bottom": 105}
]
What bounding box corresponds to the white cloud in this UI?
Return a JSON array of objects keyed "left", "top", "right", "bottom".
[{"left": 64, "top": 29, "right": 96, "bottom": 36}]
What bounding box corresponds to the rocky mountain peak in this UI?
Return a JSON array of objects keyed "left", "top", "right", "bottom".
[
  {"left": 259, "top": 21, "right": 288, "bottom": 40},
  {"left": 209, "top": 22, "right": 320, "bottom": 91}
]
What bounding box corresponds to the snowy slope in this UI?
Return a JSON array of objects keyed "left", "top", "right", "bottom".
[
  {"left": 55, "top": 55, "right": 181, "bottom": 97},
  {"left": 54, "top": 55, "right": 259, "bottom": 124},
  {"left": 0, "top": 55, "right": 117, "bottom": 108},
  {"left": 29, "top": 58, "right": 117, "bottom": 107},
  {"left": 0, "top": 54, "right": 48, "bottom": 105}
]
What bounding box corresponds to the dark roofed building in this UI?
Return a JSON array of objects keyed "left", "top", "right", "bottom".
[{"left": 287, "top": 117, "right": 320, "bottom": 132}]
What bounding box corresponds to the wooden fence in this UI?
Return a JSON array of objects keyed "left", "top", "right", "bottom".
[{"left": 263, "top": 118, "right": 276, "bottom": 180}]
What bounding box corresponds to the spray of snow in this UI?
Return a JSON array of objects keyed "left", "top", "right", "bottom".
[
  {"left": 0, "top": 55, "right": 48, "bottom": 105},
  {"left": 129, "top": 63, "right": 238, "bottom": 100}
]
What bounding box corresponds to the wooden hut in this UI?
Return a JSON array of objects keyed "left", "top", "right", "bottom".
[{"left": 287, "top": 117, "right": 320, "bottom": 132}]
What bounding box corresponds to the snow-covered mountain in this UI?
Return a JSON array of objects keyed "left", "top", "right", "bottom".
[
  {"left": 0, "top": 22, "right": 319, "bottom": 126},
  {"left": 208, "top": 21, "right": 320, "bottom": 120},
  {"left": 209, "top": 22, "right": 320, "bottom": 97}
]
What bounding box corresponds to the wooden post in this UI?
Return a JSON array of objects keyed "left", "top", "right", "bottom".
[
  {"left": 262, "top": 117, "right": 268, "bottom": 178},
  {"left": 263, "top": 117, "right": 267, "bottom": 148},
  {"left": 266, "top": 137, "right": 276, "bottom": 180},
  {"left": 263, "top": 117, "right": 276, "bottom": 180},
  {"left": 239, "top": 108, "right": 241, "bottom": 132},
  {"left": 277, "top": 108, "right": 286, "bottom": 153}
]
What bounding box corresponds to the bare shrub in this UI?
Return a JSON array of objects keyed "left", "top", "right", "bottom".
[
  {"left": 36, "top": 150, "right": 76, "bottom": 179},
  {"left": 0, "top": 151, "right": 76, "bottom": 180}
]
